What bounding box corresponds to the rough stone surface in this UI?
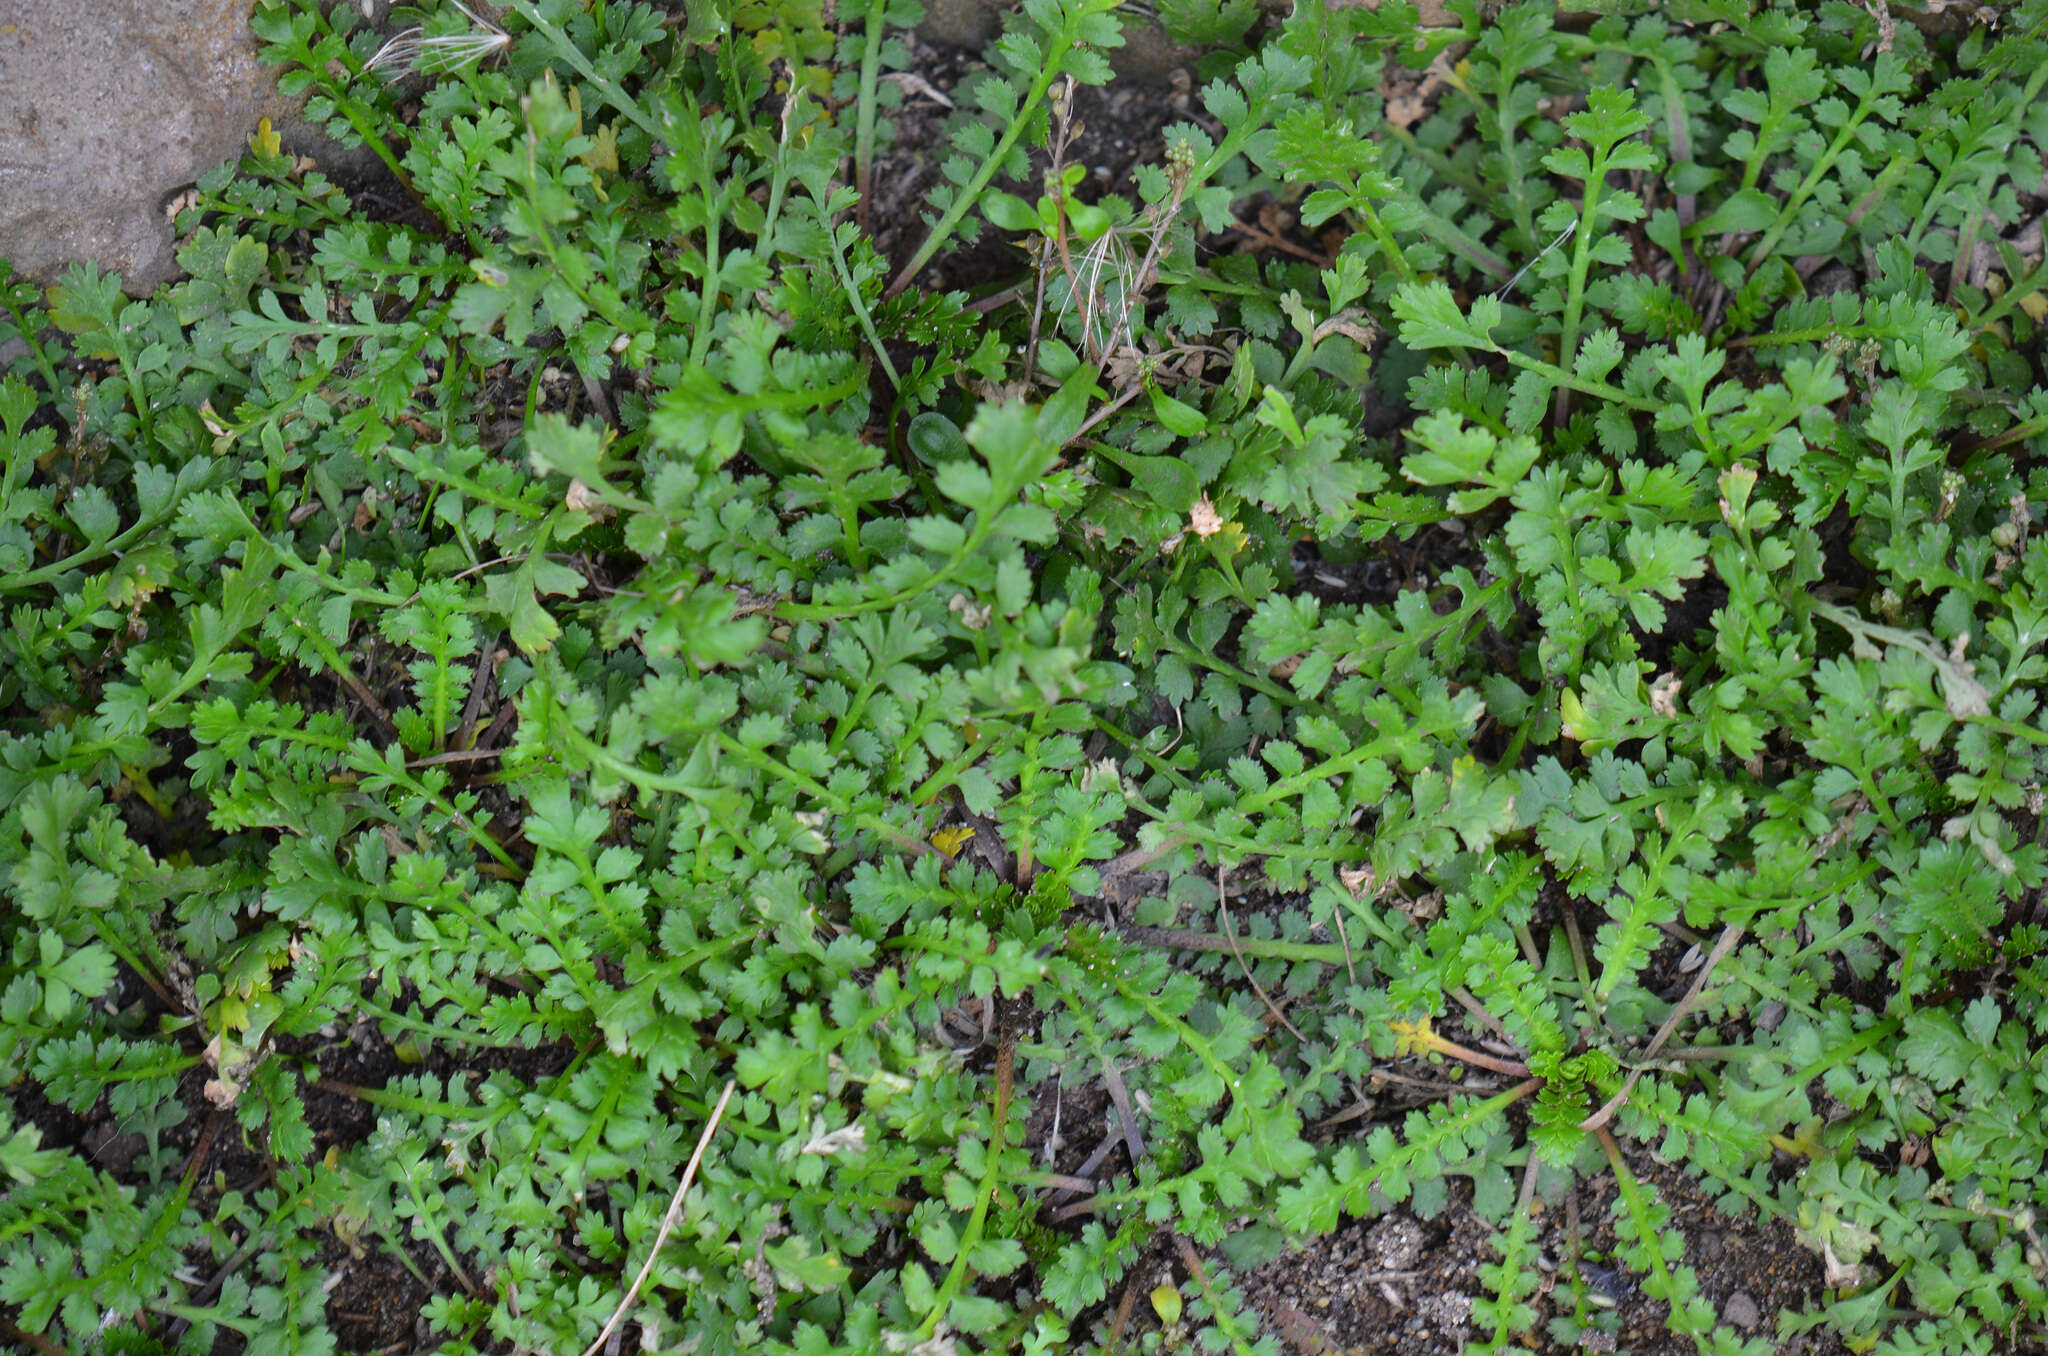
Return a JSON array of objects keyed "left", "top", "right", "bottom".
[{"left": 0, "top": 1, "right": 280, "bottom": 295}]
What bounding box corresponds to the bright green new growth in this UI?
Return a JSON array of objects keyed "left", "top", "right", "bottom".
[{"left": 6, "top": 0, "right": 2048, "bottom": 1353}]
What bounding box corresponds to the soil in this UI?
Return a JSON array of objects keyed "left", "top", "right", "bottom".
[
  {"left": 867, "top": 28, "right": 1210, "bottom": 298},
  {"left": 0, "top": 962, "right": 1877, "bottom": 1356},
  {"left": 1230, "top": 1159, "right": 1849, "bottom": 1356},
  {"left": 1020, "top": 877, "right": 1874, "bottom": 1356},
  {"left": 1064, "top": 878, "right": 1863, "bottom": 1354}
]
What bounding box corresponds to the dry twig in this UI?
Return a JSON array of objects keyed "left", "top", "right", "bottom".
[
  {"left": 1579, "top": 925, "right": 1744, "bottom": 1132},
  {"left": 579, "top": 1080, "right": 738, "bottom": 1356}
]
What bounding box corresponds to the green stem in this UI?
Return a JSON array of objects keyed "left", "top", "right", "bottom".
[
  {"left": 714, "top": 732, "right": 851, "bottom": 813},
  {"left": 885, "top": 0, "right": 1121, "bottom": 295},
  {"left": 1408, "top": 198, "right": 1511, "bottom": 280},
  {"left": 1383, "top": 123, "right": 1481, "bottom": 196},
  {"left": 918, "top": 1041, "right": 1016, "bottom": 1339},
  {"left": 499, "top": 0, "right": 665, "bottom": 143},
  {"left": 689, "top": 139, "right": 726, "bottom": 368},
  {"left": 292, "top": 9, "right": 425, "bottom": 206},
  {"left": 1123, "top": 792, "right": 1374, "bottom": 868},
  {"left": 373, "top": 764, "right": 524, "bottom": 873},
  {"left": 1595, "top": 1128, "right": 1710, "bottom": 1349},
  {"left": 0, "top": 492, "right": 203, "bottom": 596},
  {"left": 354, "top": 992, "right": 506, "bottom": 1048},
  {"left": 910, "top": 738, "right": 992, "bottom": 806},
  {"left": 816, "top": 189, "right": 901, "bottom": 388},
  {"left": 1969, "top": 256, "right": 2048, "bottom": 333},
  {"left": 855, "top": 0, "right": 889, "bottom": 228},
  {"left": 558, "top": 731, "right": 771, "bottom": 869},
  {"left": 1114, "top": 924, "right": 1357, "bottom": 965},
  {"left": 0, "top": 297, "right": 67, "bottom": 402},
  {"left": 1490, "top": 80, "right": 1539, "bottom": 249},
  {"left": 1090, "top": 717, "right": 1198, "bottom": 795},
  {"left": 1789, "top": 1017, "right": 1901, "bottom": 1087},
  {"left": 223, "top": 508, "right": 412, "bottom": 608},
  {"left": 1160, "top": 631, "right": 1299, "bottom": 707},
  {"left": 1976, "top": 412, "right": 2048, "bottom": 454},
  {"left": 1360, "top": 205, "right": 1417, "bottom": 287},
  {"left": 775, "top": 516, "right": 999, "bottom": 623},
  {"left": 1494, "top": 344, "right": 1661, "bottom": 414},
  {"left": 1554, "top": 167, "right": 1613, "bottom": 425}
]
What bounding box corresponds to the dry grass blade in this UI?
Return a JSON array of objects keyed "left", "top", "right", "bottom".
[
  {"left": 1219, "top": 864, "right": 1305, "bottom": 1044},
  {"left": 1578, "top": 924, "right": 1744, "bottom": 1132},
  {"left": 1099, "top": 1055, "right": 1149, "bottom": 1164},
  {"left": 577, "top": 1079, "right": 738, "bottom": 1356}
]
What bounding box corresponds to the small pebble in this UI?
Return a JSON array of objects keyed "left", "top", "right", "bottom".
[
  {"left": 1364, "top": 1215, "right": 1425, "bottom": 1271},
  {"left": 1723, "top": 1290, "right": 1762, "bottom": 1329}
]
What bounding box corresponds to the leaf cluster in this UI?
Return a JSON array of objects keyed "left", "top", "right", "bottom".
[{"left": 5, "top": 1, "right": 2048, "bottom": 1353}]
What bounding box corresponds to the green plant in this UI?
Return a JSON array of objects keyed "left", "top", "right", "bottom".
[{"left": 6, "top": 0, "right": 2048, "bottom": 1353}]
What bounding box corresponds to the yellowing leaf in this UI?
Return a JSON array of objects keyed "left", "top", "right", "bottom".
[
  {"left": 118, "top": 763, "right": 167, "bottom": 817},
  {"left": 931, "top": 824, "right": 976, "bottom": 858},
  {"left": 216, "top": 995, "right": 252, "bottom": 1032},
  {"left": 1559, "top": 687, "right": 1589, "bottom": 742},
  {"left": 1150, "top": 1284, "right": 1183, "bottom": 1325},
  {"left": 1770, "top": 1116, "right": 1828, "bottom": 1159},
  {"left": 581, "top": 123, "right": 620, "bottom": 174},
  {"left": 1389, "top": 1015, "right": 1435, "bottom": 1057},
  {"left": 251, "top": 117, "right": 281, "bottom": 159}
]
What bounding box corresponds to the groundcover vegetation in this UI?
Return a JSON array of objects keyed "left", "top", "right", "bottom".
[{"left": 5, "top": 0, "right": 2048, "bottom": 1351}]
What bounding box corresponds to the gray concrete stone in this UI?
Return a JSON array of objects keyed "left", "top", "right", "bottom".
[{"left": 0, "top": 1, "right": 279, "bottom": 295}]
